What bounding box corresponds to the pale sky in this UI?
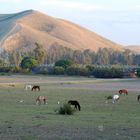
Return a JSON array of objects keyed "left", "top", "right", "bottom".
[{"left": 0, "top": 0, "right": 140, "bottom": 46}]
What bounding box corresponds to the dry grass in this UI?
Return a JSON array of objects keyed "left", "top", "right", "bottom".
[
  {"left": 127, "top": 45, "right": 140, "bottom": 53},
  {"left": 1, "top": 10, "right": 123, "bottom": 52}
]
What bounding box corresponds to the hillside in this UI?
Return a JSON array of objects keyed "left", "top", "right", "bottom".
[
  {"left": 126, "top": 45, "right": 140, "bottom": 54},
  {"left": 0, "top": 10, "right": 123, "bottom": 52}
]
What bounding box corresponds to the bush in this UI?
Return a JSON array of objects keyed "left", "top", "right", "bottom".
[
  {"left": 0, "top": 67, "right": 11, "bottom": 73},
  {"left": 46, "top": 66, "right": 55, "bottom": 75},
  {"left": 57, "top": 103, "right": 75, "bottom": 115},
  {"left": 0, "top": 66, "right": 30, "bottom": 74},
  {"left": 55, "top": 59, "right": 73, "bottom": 69},
  {"left": 20, "top": 57, "right": 38, "bottom": 70},
  {"left": 136, "top": 68, "right": 140, "bottom": 77},
  {"left": 19, "top": 68, "right": 30, "bottom": 74},
  {"left": 53, "top": 66, "right": 65, "bottom": 75},
  {"left": 35, "top": 66, "right": 55, "bottom": 75},
  {"left": 36, "top": 70, "right": 48, "bottom": 75},
  {"left": 66, "top": 65, "right": 89, "bottom": 76},
  {"left": 86, "top": 65, "right": 95, "bottom": 72},
  {"left": 92, "top": 67, "right": 123, "bottom": 78},
  {"left": 10, "top": 66, "right": 21, "bottom": 73},
  {"left": 33, "top": 66, "right": 48, "bottom": 75},
  {"left": 0, "top": 66, "right": 21, "bottom": 73}
]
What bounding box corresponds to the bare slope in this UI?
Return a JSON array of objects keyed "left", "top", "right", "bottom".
[
  {"left": 126, "top": 45, "right": 140, "bottom": 54},
  {"left": 0, "top": 10, "right": 123, "bottom": 52}
]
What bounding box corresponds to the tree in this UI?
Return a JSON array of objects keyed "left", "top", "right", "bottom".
[
  {"left": 55, "top": 59, "right": 73, "bottom": 69},
  {"left": 20, "top": 57, "right": 38, "bottom": 70},
  {"left": 86, "top": 65, "right": 95, "bottom": 75},
  {"left": 133, "top": 55, "right": 140, "bottom": 65},
  {"left": 123, "top": 49, "right": 133, "bottom": 65},
  {"left": 96, "top": 48, "right": 110, "bottom": 65},
  {"left": 8, "top": 51, "right": 22, "bottom": 66},
  {"left": 83, "top": 49, "right": 92, "bottom": 64},
  {"left": 136, "top": 68, "right": 140, "bottom": 77},
  {"left": 34, "top": 42, "right": 46, "bottom": 65},
  {"left": 0, "top": 59, "right": 5, "bottom": 67}
]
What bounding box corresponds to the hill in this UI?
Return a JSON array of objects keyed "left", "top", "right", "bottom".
[
  {"left": 126, "top": 45, "right": 140, "bottom": 54},
  {"left": 0, "top": 10, "right": 123, "bottom": 52}
]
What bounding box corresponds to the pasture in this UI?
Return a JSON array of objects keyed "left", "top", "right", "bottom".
[{"left": 0, "top": 75, "right": 140, "bottom": 140}]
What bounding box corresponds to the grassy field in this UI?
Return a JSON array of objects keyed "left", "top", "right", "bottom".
[{"left": 0, "top": 75, "right": 140, "bottom": 140}]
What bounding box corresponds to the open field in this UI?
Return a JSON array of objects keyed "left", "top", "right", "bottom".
[{"left": 0, "top": 75, "right": 140, "bottom": 140}]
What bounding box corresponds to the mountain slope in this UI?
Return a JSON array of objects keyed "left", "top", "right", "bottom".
[
  {"left": 0, "top": 10, "right": 123, "bottom": 52},
  {"left": 126, "top": 45, "right": 140, "bottom": 54}
]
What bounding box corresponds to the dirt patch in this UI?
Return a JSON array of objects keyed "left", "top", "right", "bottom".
[
  {"left": 0, "top": 125, "right": 140, "bottom": 140},
  {"left": 61, "top": 80, "right": 140, "bottom": 92}
]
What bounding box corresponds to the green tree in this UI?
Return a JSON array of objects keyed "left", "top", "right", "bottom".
[
  {"left": 136, "top": 68, "right": 140, "bottom": 77},
  {"left": 20, "top": 57, "right": 38, "bottom": 70},
  {"left": 0, "top": 59, "right": 5, "bottom": 67},
  {"left": 86, "top": 65, "right": 95, "bottom": 75},
  {"left": 55, "top": 59, "right": 73, "bottom": 69},
  {"left": 34, "top": 42, "right": 46, "bottom": 64}
]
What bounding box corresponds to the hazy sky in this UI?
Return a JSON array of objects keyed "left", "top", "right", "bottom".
[{"left": 0, "top": 0, "right": 140, "bottom": 45}]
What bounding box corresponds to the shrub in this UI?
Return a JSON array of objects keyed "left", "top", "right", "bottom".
[
  {"left": 53, "top": 66, "right": 65, "bottom": 75},
  {"left": 57, "top": 103, "right": 75, "bottom": 115},
  {"left": 37, "top": 70, "right": 48, "bottom": 75},
  {"left": 55, "top": 59, "right": 73, "bottom": 69},
  {"left": 19, "top": 68, "right": 30, "bottom": 74},
  {"left": 20, "top": 57, "right": 38, "bottom": 70},
  {"left": 34, "top": 66, "right": 54, "bottom": 75},
  {"left": 46, "top": 66, "right": 55, "bottom": 75},
  {"left": 33, "top": 66, "right": 48, "bottom": 75},
  {"left": 86, "top": 65, "right": 95, "bottom": 72},
  {"left": 136, "top": 68, "right": 140, "bottom": 77},
  {"left": 92, "top": 67, "right": 123, "bottom": 78},
  {"left": 66, "top": 65, "right": 89, "bottom": 76},
  {"left": 106, "top": 95, "right": 113, "bottom": 100},
  {"left": 10, "top": 66, "right": 21, "bottom": 73}
]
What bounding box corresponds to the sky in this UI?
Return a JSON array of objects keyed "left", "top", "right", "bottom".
[{"left": 0, "top": 0, "right": 140, "bottom": 46}]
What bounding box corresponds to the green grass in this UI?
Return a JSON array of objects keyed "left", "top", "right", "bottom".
[{"left": 0, "top": 75, "right": 139, "bottom": 139}]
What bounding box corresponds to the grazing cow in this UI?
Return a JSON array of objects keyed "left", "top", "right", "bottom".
[
  {"left": 119, "top": 89, "right": 128, "bottom": 95},
  {"left": 25, "top": 84, "right": 32, "bottom": 90},
  {"left": 32, "top": 85, "right": 40, "bottom": 91},
  {"left": 137, "top": 95, "right": 140, "bottom": 101},
  {"left": 68, "top": 100, "right": 81, "bottom": 111},
  {"left": 36, "top": 96, "right": 47, "bottom": 105}
]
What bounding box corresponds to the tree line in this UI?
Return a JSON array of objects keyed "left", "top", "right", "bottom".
[
  {"left": 0, "top": 42, "right": 140, "bottom": 67},
  {"left": 0, "top": 57, "right": 139, "bottom": 78}
]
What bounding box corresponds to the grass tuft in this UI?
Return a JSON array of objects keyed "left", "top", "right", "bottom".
[{"left": 56, "top": 103, "right": 75, "bottom": 115}]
